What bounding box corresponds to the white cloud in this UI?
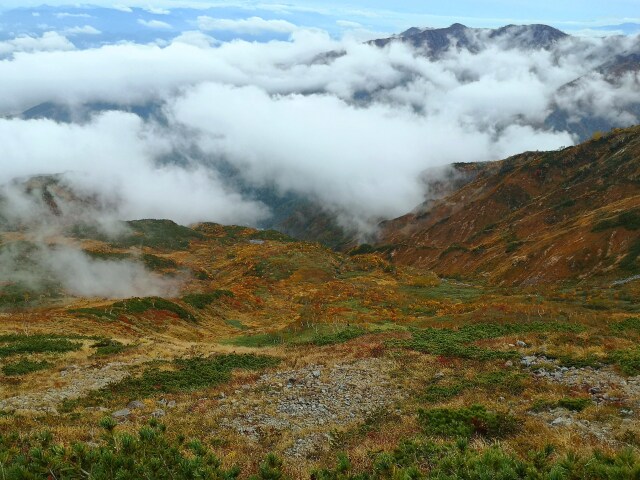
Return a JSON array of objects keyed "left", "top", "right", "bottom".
[
  {"left": 0, "top": 27, "right": 636, "bottom": 235},
  {"left": 112, "top": 4, "right": 133, "bottom": 12},
  {"left": 336, "top": 20, "right": 363, "bottom": 29},
  {"left": 172, "top": 30, "right": 220, "bottom": 48},
  {"left": 0, "top": 112, "right": 268, "bottom": 226},
  {"left": 144, "top": 6, "right": 171, "bottom": 15},
  {"left": 0, "top": 31, "right": 75, "bottom": 58},
  {"left": 138, "top": 19, "right": 172, "bottom": 29},
  {"left": 197, "top": 16, "right": 299, "bottom": 35},
  {"left": 55, "top": 12, "right": 93, "bottom": 19},
  {"left": 64, "top": 25, "right": 102, "bottom": 35}
]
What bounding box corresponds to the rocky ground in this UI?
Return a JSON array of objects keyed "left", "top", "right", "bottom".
[
  {"left": 522, "top": 354, "right": 639, "bottom": 444},
  {"left": 0, "top": 361, "right": 131, "bottom": 414},
  {"left": 213, "top": 357, "right": 406, "bottom": 458}
]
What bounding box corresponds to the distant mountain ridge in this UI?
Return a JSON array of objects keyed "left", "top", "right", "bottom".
[{"left": 370, "top": 23, "right": 568, "bottom": 57}]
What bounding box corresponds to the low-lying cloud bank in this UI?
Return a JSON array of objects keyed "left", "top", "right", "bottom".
[{"left": 0, "top": 24, "right": 638, "bottom": 237}]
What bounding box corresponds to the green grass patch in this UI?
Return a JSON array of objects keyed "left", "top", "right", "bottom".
[
  {"left": 418, "top": 404, "right": 518, "bottom": 439},
  {"left": 224, "top": 319, "right": 248, "bottom": 330},
  {"left": 531, "top": 397, "right": 592, "bottom": 413},
  {"left": 141, "top": 254, "right": 178, "bottom": 271},
  {"left": 91, "top": 339, "right": 129, "bottom": 357},
  {"left": 227, "top": 325, "right": 367, "bottom": 348},
  {"left": 181, "top": 290, "right": 234, "bottom": 309},
  {"left": 424, "top": 371, "right": 525, "bottom": 402},
  {"left": 71, "top": 297, "right": 195, "bottom": 323},
  {"left": 2, "top": 359, "right": 51, "bottom": 376},
  {"left": 0, "top": 335, "right": 83, "bottom": 358},
  {"left": 95, "top": 354, "right": 279, "bottom": 400},
  {"left": 110, "top": 219, "right": 204, "bottom": 251},
  {"left": 249, "top": 230, "right": 297, "bottom": 242},
  {"left": 611, "top": 317, "right": 640, "bottom": 335},
  {"left": 227, "top": 333, "right": 284, "bottom": 348},
  {"left": 609, "top": 347, "right": 640, "bottom": 376},
  {"left": 390, "top": 321, "right": 582, "bottom": 361}
]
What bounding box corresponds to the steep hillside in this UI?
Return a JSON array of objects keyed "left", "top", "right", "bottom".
[{"left": 378, "top": 125, "right": 640, "bottom": 285}]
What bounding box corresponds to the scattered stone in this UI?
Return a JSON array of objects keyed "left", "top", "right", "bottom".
[
  {"left": 152, "top": 409, "right": 166, "bottom": 418},
  {"left": 516, "top": 340, "right": 527, "bottom": 347},
  {"left": 521, "top": 356, "right": 538, "bottom": 367},
  {"left": 112, "top": 408, "right": 131, "bottom": 419},
  {"left": 504, "top": 360, "right": 513, "bottom": 368},
  {"left": 217, "top": 358, "right": 405, "bottom": 458},
  {"left": 551, "top": 416, "right": 573, "bottom": 427},
  {"left": 127, "top": 400, "right": 145, "bottom": 410},
  {"left": 0, "top": 362, "right": 131, "bottom": 414}
]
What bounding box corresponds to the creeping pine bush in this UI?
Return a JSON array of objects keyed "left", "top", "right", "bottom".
[
  {"left": 1, "top": 359, "right": 51, "bottom": 376},
  {"left": 0, "top": 335, "right": 82, "bottom": 358},
  {"left": 182, "top": 290, "right": 235, "bottom": 309},
  {"left": 97, "top": 354, "right": 280, "bottom": 400},
  {"left": 418, "top": 404, "right": 518, "bottom": 439},
  {"left": 0, "top": 420, "right": 243, "bottom": 480},
  {"left": 390, "top": 322, "right": 583, "bottom": 360},
  {"left": 313, "top": 440, "right": 640, "bottom": 479},
  {"left": 4, "top": 420, "right": 640, "bottom": 479}
]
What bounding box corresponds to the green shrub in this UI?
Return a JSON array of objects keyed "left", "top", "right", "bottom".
[
  {"left": 228, "top": 333, "right": 284, "bottom": 348},
  {"left": 0, "top": 335, "right": 82, "bottom": 358},
  {"left": 0, "top": 420, "right": 242, "bottom": 479},
  {"left": 96, "top": 354, "right": 280, "bottom": 400},
  {"left": 91, "top": 339, "right": 128, "bottom": 356},
  {"left": 557, "top": 397, "right": 591, "bottom": 412},
  {"left": 610, "top": 347, "right": 640, "bottom": 376},
  {"left": 113, "top": 220, "right": 204, "bottom": 251},
  {"left": 141, "top": 254, "right": 178, "bottom": 270},
  {"left": 249, "top": 230, "right": 296, "bottom": 242},
  {"left": 72, "top": 297, "right": 196, "bottom": 323},
  {"left": 424, "top": 371, "right": 525, "bottom": 403},
  {"left": 390, "top": 322, "right": 582, "bottom": 361},
  {"left": 182, "top": 290, "right": 234, "bottom": 309},
  {"left": 611, "top": 317, "right": 640, "bottom": 334},
  {"left": 2, "top": 359, "right": 51, "bottom": 376},
  {"left": 418, "top": 404, "right": 518, "bottom": 439}
]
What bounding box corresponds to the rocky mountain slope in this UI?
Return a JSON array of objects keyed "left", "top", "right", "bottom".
[{"left": 377, "top": 125, "right": 640, "bottom": 285}]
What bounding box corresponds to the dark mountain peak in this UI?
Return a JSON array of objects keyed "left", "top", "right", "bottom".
[
  {"left": 372, "top": 23, "right": 568, "bottom": 58},
  {"left": 490, "top": 23, "right": 567, "bottom": 48},
  {"left": 447, "top": 23, "right": 468, "bottom": 31}
]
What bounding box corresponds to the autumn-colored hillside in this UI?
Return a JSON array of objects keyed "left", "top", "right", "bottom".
[{"left": 378, "top": 125, "right": 640, "bottom": 286}]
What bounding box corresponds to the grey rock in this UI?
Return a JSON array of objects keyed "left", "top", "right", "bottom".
[
  {"left": 516, "top": 340, "right": 527, "bottom": 347},
  {"left": 112, "top": 408, "right": 131, "bottom": 419},
  {"left": 127, "top": 400, "right": 145, "bottom": 410},
  {"left": 551, "top": 416, "right": 573, "bottom": 427},
  {"left": 152, "top": 409, "right": 166, "bottom": 418}
]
